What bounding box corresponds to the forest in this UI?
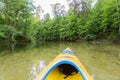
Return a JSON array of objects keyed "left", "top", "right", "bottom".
[{"left": 0, "top": 0, "right": 120, "bottom": 43}]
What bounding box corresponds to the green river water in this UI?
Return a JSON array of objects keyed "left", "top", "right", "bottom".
[{"left": 0, "top": 42, "right": 120, "bottom": 80}]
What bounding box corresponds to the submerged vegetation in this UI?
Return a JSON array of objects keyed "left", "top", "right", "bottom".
[{"left": 0, "top": 0, "right": 120, "bottom": 43}]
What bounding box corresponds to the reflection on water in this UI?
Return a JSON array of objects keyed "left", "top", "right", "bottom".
[
  {"left": 29, "top": 60, "right": 46, "bottom": 80},
  {"left": 0, "top": 42, "right": 120, "bottom": 80},
  {"left": 29, "top": 64, "right": 38, "bottom": 80}
]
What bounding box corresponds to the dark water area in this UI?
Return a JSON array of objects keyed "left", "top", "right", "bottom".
[{"left": 0, "top": 42, "right": 120, "bottom": 80}]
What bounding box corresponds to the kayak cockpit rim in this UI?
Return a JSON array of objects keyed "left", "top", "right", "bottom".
[{"left": 40, "top": 60, "right": 87, "bottom": 80}]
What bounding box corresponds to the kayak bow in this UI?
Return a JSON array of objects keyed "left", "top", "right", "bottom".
[{"left": 35, "top": 48, "right": 92, "bottom": 80}]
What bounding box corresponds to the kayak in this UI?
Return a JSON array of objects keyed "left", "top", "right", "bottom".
[{"left": 35, "top": 48, "right": 92, "bottom": 80}]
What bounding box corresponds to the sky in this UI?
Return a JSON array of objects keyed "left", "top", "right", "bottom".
[
  {"left": 33, "top": 0, "right": 97, "bottom": 19},
  {"left": 33, "top": 0, "right": 69, "bottom": 18}
]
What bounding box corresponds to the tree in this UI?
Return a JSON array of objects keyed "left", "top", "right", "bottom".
[
  {"left": 0, "top": 0, "right": 34, "bottom": 42},
  {"left": 43, "top": 13, "right": 50, "bottom": 21},
  {"left": 50, "top": 3, "right": 66, "bottom": 17},
  {"left": 36, "top": 5, "right": 43, "bottom": 20},
  {"left": 66, "top": 0, "right": 96, "bottom": 14},
  {"left": 115, "top": 0, "right": 120, "bottom": 35}
]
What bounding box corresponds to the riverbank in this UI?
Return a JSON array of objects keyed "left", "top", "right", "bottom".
[{"left": 0, "top": 37, "right": 120, "bottom": 43}]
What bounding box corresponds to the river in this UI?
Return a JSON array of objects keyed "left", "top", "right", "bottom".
[{"left": 0, "top": 42, "right": 120, "bottom": 80}]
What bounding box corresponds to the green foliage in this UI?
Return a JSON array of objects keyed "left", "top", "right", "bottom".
[
  {"left": 0, "top": 24, "right": 22, "bottom": 41},
  {"left": 77, "top": 0, "right": 119, "bottom": 41},
  {"left": 0, "top": 0, "right": 119, "bottom": 42},
  {"left": 36, "top": 17, "right": 59, "bottom": 41},
  {"left": 0, "top": 25, "right": 6, "bottom": 38},
  {"left": 59, "top": 15, "right": 78, "bottom": 41},
  {"left": 0, "top": 0, "right": 35, "bottom": 42}
]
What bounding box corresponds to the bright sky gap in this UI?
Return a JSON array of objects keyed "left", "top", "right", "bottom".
[
  {"left": 33, "top": 0, "right": 69, "bottom": 18},
  {"left": 33, "top": 0, "right": 97, "bottom": 19}
]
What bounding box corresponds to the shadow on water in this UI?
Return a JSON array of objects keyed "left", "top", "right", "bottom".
[
  {"left": 0, "top": 42, "right": 52, "bottom": 56},
  {"left": 0, "top": 43, "right": 27, "bottom": 56}
]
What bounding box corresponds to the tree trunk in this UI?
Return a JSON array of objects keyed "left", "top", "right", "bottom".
[
  {"left": 11, "top": 20, "right": 17, "bottom": 43},
  {"left": 115, "top": 0, "right": 120, "bottom": 35}
]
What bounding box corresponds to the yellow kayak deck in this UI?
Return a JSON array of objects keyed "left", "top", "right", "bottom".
[
  {"left": 46, "top": 65, "right": 82, "bottom": 80},
  {"left": 35, "top": 48, "right": 92, "bottom": 80}
]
